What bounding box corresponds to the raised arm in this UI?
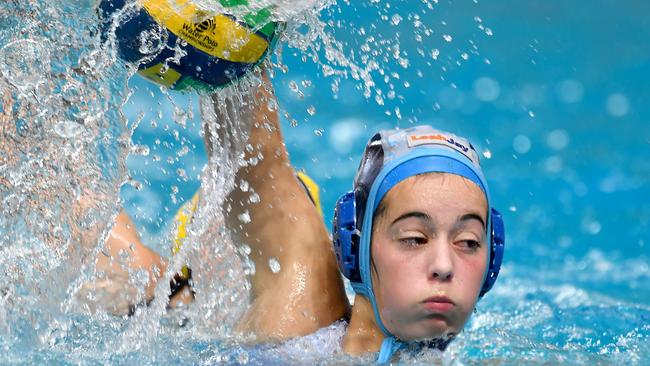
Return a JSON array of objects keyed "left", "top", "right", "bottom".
[{"left": 207, "top": 71, "right": 350, "bottom": 340}]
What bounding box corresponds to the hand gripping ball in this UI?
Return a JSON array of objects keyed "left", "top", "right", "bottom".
[{"left": 97, "top": 0, "right": 281, "bottom": 91}]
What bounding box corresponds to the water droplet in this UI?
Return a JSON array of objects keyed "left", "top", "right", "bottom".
[
  {"left": 53, "top": 120, "right": 85, "bottom": 138},
  {"left": 118, "top": 248, "right": 129, "bottom": 262},
  {"left": 528, "top": 110, "right": 535, "bottom": 118},
  {"left": 0, "top": 38, "right": 50, "bottom": 89},
  {"left": 288, "top": 80, "right": 299, "bottom": 92},
  {"left": 239, "top": 179, "right": 249, "bottom": 192},
  {"left": 176, "top": 168, "right": 188, "bottom": 181},
  {"left": 313, "top": 128, "right": 324, "bottom": 136},
  {"left": 241, "top": 244, "right": 252, "bottom": 255},
  {"left": 173, "top": 107, "right": 187, "bottom": 127},
  {"left": 391, "top": 14, "right": 402, "bottom": 26},
  {"left": 268, "top": 257, "right": 281, "bottom": 274},
  {"left": 138, "top": 24, "right": 166, "bottom": 55},
  {"left": 267, "top": 99, "right": 278, "bottom": 112},
  {"left": 307, "top": 105, "right": 316, "bottom": 116},
  {"left": 177, "top": 146, "right": 190, "bottom": 157},
  {"left": 238, "top": 210, "right": 251, "bottom": 224},
  {"left": 248, "top": 192, "right": 260, "bottom": 203},
  {"left": 132, "top": 181, "right": 143, "bottom": 191},
  {"left": 482, "top": 150, "right": 492, "bottom": 159},
  {"left": 442, "top": 34, "right": 453, "bottom": 42},
  {"left": 130, "top": 144, "right": 150, "bottom": 156}
]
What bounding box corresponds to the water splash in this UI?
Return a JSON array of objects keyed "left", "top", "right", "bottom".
[{"left": 0, "top": 0, "right": 135, "bottom": 359}]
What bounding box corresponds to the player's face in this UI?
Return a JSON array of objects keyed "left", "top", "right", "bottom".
[{"left": 371, "top": 173, "right": 488, "bottom": 341}]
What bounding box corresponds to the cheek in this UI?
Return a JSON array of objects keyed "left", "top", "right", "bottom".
[
  {"left": 372, "top": 242, "right": 421, "bottom": 312},
  {"left": 456, "top": 249, "right": 489, "bottom": 298}
]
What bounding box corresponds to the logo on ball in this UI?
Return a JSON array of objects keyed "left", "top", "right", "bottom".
[{"left": 195, "top": 18, "right": 215, "bottom": 33}]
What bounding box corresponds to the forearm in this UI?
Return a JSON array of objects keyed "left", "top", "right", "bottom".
[
  {"left": 85, "top": 210, "right": 167, "bottom": 314},
  {"left": 202, "top": 70, "right": 295, "bottom": 228},
  {"left": 218, "top": 72, "right": 298, "bottom": 222},
  {"left": 203, "top": 70, "right": 287, "bottom": 170}
]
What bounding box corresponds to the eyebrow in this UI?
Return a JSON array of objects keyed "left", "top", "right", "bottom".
[
  {"left": 457, "top": 213, "right": 486, "bottom": 231},
  {"left": 390, "top": 211, "right": 432, "bottom": 226},
  {"left": 390, "top": 212, "right": 486, "bottom": 231}
]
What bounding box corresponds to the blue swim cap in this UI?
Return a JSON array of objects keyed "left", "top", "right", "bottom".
[{"left": 332, "top": 125, "right": 505, "bottom": 363}]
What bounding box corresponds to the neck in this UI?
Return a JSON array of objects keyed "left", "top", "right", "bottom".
[{"left": 342, "top": 295, "right": 386, "bottom": 356}]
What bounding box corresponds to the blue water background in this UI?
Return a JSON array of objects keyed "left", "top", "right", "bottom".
[{"left": 120, "top": 0, "right": 649, "bottom": 362}]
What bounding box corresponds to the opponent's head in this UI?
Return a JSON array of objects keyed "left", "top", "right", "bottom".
[{"left": 333, "top": 125, "right": 505, "bottom": 344}]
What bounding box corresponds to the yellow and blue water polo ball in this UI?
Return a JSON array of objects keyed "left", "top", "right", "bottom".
[{"left": 98, "top": 0, "right": 281, "bottom": 91}]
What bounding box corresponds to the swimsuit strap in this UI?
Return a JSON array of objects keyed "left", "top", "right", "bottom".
[{"left": 296, "top": 170, "right": 323, "bottom": 215}]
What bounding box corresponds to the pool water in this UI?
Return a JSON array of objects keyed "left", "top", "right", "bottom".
[{"left": 2, "top": 0, "right": 649, "bottom": 364}]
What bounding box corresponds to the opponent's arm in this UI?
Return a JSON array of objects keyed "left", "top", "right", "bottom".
[{"left": 78, "top": 210, "right": 168, "bottom": 315}]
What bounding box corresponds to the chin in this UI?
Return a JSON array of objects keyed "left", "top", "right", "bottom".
[{"left": 395, "top": 320, "right": 456, "bottom": 342}]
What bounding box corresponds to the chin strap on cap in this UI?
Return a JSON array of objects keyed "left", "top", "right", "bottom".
[{"left": 377, "top": 336, "right": 405, "bottom": 364}]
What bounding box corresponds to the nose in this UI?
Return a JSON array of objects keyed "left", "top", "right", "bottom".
[{"left": 427, "top": 238, "right": 454, "bottom": 281}]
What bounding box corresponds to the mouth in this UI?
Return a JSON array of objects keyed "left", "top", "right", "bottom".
[{"left": 421, "top": 295, "right": 455, "bottom": 313}]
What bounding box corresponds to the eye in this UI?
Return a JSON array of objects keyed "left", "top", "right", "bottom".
[
  {"left": 399, "top": 236, "right": 427, "bottom": 247},
  {"left": 456, "top": 239, "right": 482, "bottom": 251}
]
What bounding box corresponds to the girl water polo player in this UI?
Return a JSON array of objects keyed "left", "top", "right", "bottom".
[{"left": 94, "top": 66, "right": 505, "bottom": 362}]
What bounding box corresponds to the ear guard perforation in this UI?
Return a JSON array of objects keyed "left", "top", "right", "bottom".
[{"left": 332, "top": 191, "right": 362, "bottom": 283}]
